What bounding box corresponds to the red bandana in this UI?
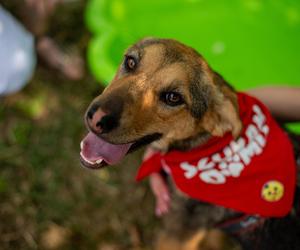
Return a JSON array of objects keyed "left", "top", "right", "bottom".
[{"left": 136, "top": 93, "right": 296, "bottom": 217}]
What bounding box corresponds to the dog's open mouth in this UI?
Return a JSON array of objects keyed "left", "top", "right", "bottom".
[
  {"left": 80, "top": 132, "right": 133, "bottom": 169},
  {"left": 80, "top": 132, "right": 162, "bottom": 170}
]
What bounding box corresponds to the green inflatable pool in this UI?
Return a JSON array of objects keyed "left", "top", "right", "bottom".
[{"left": 85, "top": 0, "right": 300, "bottom": 132}]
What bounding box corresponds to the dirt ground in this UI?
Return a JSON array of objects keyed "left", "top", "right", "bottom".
[{"left": 0, "top": 1, "right": 160, "bottom": 249}]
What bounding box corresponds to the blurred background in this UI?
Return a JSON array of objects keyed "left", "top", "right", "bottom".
[{"left": 0, "top": 0, "right": 299, "bottom": 249}]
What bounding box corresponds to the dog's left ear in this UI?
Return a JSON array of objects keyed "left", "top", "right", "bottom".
[{"left": 190, "top": 68, "right": 242, "bottom": 138}]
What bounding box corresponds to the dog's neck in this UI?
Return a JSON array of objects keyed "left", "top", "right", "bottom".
[
  {"left": 150, "top": 129, "right": 214, "bottom": 153},
  {"left": 168, "top": 131, "right": 212, "bottom": 151}
]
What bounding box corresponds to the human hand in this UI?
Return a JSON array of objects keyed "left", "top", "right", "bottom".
[
  {"left": 149, "top": 172, "right": 170, "bottom": 217},
  {"left": 143, "top": 146, "right": 171, "bottom": 216}
]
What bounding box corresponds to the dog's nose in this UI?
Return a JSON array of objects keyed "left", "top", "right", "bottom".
[{"left": 86, "top": 104, "right": 119, "bottom": 134}]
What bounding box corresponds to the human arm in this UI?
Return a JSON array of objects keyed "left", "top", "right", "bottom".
[{"left": 248, "top": 86, "right": 300, "bottom": 122}]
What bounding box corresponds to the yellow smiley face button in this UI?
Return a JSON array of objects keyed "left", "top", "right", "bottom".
[{"left": 261, "top": 180, "right": 284, "bottom": 202}]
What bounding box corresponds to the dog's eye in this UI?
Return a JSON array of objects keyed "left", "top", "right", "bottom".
[
  {"left": 161, "top": 92, "right": 184, "bottom": 106},
  {"left": 124, "top": 56, "right": 137, "bottom": 71}
]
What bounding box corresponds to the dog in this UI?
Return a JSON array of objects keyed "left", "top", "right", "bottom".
[{"left": 80, "top": 38, "right": 300, "bottom": 250}]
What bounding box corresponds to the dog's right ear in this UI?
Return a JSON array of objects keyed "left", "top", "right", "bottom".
[
  {"left": 201, "top": 95, "right": 242, "bottom": 138},
  {"left": 190, "top": 67, "right": 242, "bottom": 138}
]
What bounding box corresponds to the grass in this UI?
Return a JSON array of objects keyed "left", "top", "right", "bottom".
[{"left": 0, "top": 1, "right": 160, "bottom": 249}]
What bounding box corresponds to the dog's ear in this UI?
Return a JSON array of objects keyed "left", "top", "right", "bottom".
[
  {"left": 190, "top": 68, "right": 242, "bottom": 138},
  {"left": 189, "top": 78, "right": 211, "bottom": 119},
  {"left": 201, "top": 96, "right": 242, "bottom": 138}
]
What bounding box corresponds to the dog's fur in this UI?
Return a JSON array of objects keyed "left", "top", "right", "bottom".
[{"left": 86, "top": 38, "right": 300, "bottom": 250}]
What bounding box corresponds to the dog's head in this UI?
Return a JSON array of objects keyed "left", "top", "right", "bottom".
[{"left": 80, "top": 38, "right": 241, "bottom": 169}]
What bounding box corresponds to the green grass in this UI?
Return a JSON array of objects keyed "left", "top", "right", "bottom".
[
  {"left": 0, "top": 2, "right": 160, "bottom": 249},
  {"left": 0, "top": 66, "right": 160, "bottom": 250}
]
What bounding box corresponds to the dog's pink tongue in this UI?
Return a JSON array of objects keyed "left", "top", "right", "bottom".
[{"left": 81, "top": 132, "right": 132, "bottom": 165}]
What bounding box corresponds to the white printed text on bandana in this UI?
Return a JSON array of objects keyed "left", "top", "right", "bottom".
[{"left": 180, "top": 104, "right": 269, "bottom": 184}]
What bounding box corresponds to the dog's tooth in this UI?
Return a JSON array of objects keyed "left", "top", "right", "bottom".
[
  {"left": 80, "top": 152, "right": 96, "bottom": 165},
  {"left": 96, "top": 159, "right": 103, "bottom": 164},
  {"left": 80, "top": 141, "right": 84, "bottom": 150}
]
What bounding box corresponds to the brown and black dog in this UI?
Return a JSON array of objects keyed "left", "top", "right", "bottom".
[{"left": 80, "top": 38, "right": 300, "bottom": 250}]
